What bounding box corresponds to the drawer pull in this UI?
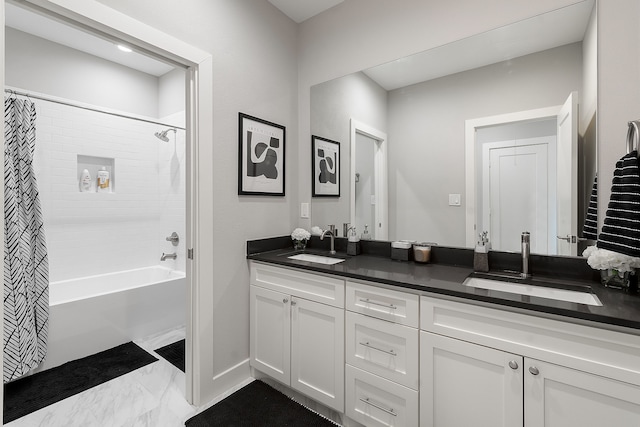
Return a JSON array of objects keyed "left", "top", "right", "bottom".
[
  {"left": 359, "top": 298, "right": 397, "bottom": 310},
  {"left": 359, "top": 397, "right": 397, "bottom": 416},
  {"left": 360, "top": 341, "right": 397, "bottom": 356}
]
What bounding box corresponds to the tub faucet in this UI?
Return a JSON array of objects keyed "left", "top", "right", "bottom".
[
  {"left": 161, "top": 252, "right": 177, "bottom": 261},
  {"left": 321, "top": 225, "right": 336, "bottom": 255},
  {"left": 521, "top": 232, "right": 531, "bottom": 279}
]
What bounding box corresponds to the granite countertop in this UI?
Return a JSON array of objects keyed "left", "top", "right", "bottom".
[{"left": 248, "top": 247, "right": 640, "bottom": 333}]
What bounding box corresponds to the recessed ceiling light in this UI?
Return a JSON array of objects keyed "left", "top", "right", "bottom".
[{"left": 117, "top": 44, "right": 132, "bottom": 53}]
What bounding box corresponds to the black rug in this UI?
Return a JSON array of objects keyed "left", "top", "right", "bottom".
[
  {"left": 3, "top": 341, "right": 157, "bottom": 424},
  {"left": 155, "top": 339, "right": 185, "bottom": 372},
  {"left": 185, "top": 380, "right": 339, "bottom": 427}
]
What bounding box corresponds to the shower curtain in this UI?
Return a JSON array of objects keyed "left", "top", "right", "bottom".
[{"left": 3, "top": 96, "right": 49, "bottom": 383}]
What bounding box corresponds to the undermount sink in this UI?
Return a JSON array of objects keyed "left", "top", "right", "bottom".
[
  {"left": 463, "top": 276, "right": 603, "bottom": 306},
  {"left": 287, "top": 253, "right": 345, "bottom": 265}
]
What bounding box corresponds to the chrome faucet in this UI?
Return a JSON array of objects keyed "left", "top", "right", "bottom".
[
  {"left": 521, "top": 232, "right": 531, "bottom": 279},
  {"left": 161, "top": 252, "right": 177, "bottom": 261},
  {"left": 321, "top": 224, "right": 336, "bottom": 255}
]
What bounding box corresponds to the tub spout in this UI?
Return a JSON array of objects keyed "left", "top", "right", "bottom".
[{"left": 161, "top": 252, "right": 177, "bottom": 261}]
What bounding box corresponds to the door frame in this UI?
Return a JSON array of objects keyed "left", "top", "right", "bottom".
[
  {"left": 350, "top": 119, "right": 388, "bottom": 240},
  {"left": 464, "top": 106, "right": 561, "bottom": 248},
  {"left": 4, "top": 0, "right": 214, "bottom": 406}
]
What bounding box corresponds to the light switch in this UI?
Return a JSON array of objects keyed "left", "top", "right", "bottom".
[
  {"left": 449, "top": 194, "right": 461, "bottom": 206},
  {"left": 300, "top": 202, "right": 309, "bottom": 218}
]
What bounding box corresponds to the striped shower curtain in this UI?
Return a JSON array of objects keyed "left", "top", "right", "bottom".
[{"left": 3, "top": 97, "right": 49, "bottom": 383}]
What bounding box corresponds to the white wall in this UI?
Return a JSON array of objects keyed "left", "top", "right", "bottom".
[
  {"left": 32, "top": 96, "right": 186, "bottom": 281},
  {"left": 5, "top": 27, "right": 161, "bottom": 118},
  {"left": 159, "top": 68, "right": 186, "bottom": 119},
  {"left": 93, "top": 0, "right": 299, "bottom": 403}
]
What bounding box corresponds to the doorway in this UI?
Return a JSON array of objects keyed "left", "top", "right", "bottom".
[
  {"left": 350, "top": 119, "right": 388, "bottom": 240},
  {"left": 465, "top": 92, "right": 578, "bottom": 256},
  {"left": 2, "top": 0, "right": 213, "bottom": 406}
]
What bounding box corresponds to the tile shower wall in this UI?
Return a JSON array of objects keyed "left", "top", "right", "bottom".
[{"left": 32, "top": 97, "right": 186, "bottom": 282}]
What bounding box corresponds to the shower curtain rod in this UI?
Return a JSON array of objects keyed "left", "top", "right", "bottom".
[{"left": 4, "top": 88, "right": 186, "bottom": 130}]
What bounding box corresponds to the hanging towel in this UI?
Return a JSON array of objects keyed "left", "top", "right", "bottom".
[
  {"left": 597, "top": 150, "right": 640, "bottom": 257},
  {"left": 582, "top": 175, "right": 598, "bottom": 240},
  {"left": 4, "top": 97, "right": 49, "bottom": 383}
]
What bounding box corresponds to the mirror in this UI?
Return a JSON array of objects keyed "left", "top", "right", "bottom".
[{"left": 310, "top": 1, "right": 597, "bottom": 256}]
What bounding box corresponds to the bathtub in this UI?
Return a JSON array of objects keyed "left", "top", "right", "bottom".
[{"left": 37, "top": 266, "right": 186, "bottom": 372}]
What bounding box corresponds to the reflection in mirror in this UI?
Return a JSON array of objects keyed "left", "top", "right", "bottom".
[{"left": 310, "top": 0, "right": 596, "bottom": 256}]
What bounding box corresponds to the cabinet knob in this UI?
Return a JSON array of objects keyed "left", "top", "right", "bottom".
[
  {"left": 283, "top": 298, "right": 288, "bottom": 304},
  {"left": 529, "top": 366, "right": 540, "bottom": 376},
  {"left": 291, "top": 300, "right": 297, "bottom": 306},
  {"left": 508, "top": 360, "right": 519, "bottom": 370}
]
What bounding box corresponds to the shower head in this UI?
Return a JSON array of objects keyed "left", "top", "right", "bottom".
[{"left": 154, "top": 128, "right": 177, "bottom": 142}]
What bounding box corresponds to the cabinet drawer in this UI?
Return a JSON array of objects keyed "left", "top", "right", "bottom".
[
  {"left": 346, "top": 364, "right": 418, "bottom": 427},
  {"left": 346, "top": 312, "right": 419, "bottom": 390},
  {"left": 420, "top": 296, "right": 640, "bottom": 386},
  {"left": 251, "top": 261, "right": 344, "bottom": 307},
  {"left": 346, "top": 281, "right": 419, "bottom": 327}
]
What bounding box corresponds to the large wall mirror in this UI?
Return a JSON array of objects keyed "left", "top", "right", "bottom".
[{"left": 310, "top": 0, "right": 597, "bottom": 257}]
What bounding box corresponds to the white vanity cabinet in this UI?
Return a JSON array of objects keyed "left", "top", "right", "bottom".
[
  {"left": 345, "top": 281, "right": 420, "bottom": 427},
  {"left": 420, "top": 296, "right": 640, "bottom": 427},
  {"left": 249, "top": 262, "right": 345, "bottom": 412}
]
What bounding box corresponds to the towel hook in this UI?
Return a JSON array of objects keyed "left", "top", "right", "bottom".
[{"left": 626, "top": 120, "right": 640, "bottom": 155}]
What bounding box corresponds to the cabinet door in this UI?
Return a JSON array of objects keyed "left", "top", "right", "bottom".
[
  {"left": 525, "top": 358, "right": 640, "bottom": 427},
  {"left": 420, "top": 332, "right": 524, "bottom": 427},
  {"left": 249, "top": 285, "right": 290, "bottom": 385},
  {"left": 291, "top": 297, "right": 345, "bottom": 412}
]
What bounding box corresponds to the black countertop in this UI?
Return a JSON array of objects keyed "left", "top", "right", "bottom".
[{"left": 247, "top": 245, "right": 640, "bottom": 333}]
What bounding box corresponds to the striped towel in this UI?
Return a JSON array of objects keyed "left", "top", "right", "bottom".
[
  {"left": 582, "top": 175, "right": 598, "bottom": 240},
  {"left": 597, "top": 150, "right": 640, "bottom": 257}
]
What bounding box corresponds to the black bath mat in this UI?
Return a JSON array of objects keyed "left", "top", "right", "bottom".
[
  {"left": 185, "top": 380, "right": 340, "bottom": 427},
  {"left": 155, "top": 339, "right": 185, "bottom": 372},
  {"left": 3, "top": 341, "right": 157, "bottom": 424}
]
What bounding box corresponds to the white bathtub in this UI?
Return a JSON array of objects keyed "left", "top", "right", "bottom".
[{"left": 38, "top": 266, "right": 186, "bottom": 372}]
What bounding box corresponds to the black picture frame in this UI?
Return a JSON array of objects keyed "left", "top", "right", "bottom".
[
  {"left": 238, "top": 113, "right": 285, "bottom": 196},
  {"left": 312, "top": 135, "right": 340, "bottom": 197}
]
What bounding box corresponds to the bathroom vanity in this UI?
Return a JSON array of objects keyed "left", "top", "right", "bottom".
[{"left": 248, "top": 242, "right": 640, "bottom": 427}]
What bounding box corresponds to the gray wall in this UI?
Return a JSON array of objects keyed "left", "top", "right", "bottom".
[{"left": 94, "top": 0, "right": 299, "bottom": 403}]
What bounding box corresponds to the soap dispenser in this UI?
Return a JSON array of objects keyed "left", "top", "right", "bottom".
[
  {"left": 347, "top": 227, "right": 361, "bottom": 256},
  {"left": 361, "top": 224, "right": 371, "bottom": 240},
  {"left": 474, "top": 231, "right": 490, "bottom": 272}
]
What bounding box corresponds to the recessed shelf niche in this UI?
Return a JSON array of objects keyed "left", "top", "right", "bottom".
[{"left": 77, "top": 155, "right": 115, "bottom": 193}]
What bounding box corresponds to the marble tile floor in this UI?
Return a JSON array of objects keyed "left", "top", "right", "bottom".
[{"left": 5, "top": 327, "right": 250, "bottom": 427}]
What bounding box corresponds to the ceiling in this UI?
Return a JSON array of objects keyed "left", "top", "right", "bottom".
[
  {"left": 5, "top": 2, "right": 175, "bottom": 77},
  {"left": 268, "top": 0, "right": 344, "bottom": 23}
]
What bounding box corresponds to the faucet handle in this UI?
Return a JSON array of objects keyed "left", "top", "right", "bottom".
[{"left": 328, "top": 224, "right": 335, "bottom": 233}]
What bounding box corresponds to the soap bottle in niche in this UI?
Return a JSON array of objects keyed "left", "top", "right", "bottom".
[
  {"left": 97, "top": 167, "right": 111, "bottom": 193},
  {"left": 79, "top": 169, "right": 92, "bottom": 192},
  {"left": 361, "top": 224, "right": 371, "bottom": 240}
]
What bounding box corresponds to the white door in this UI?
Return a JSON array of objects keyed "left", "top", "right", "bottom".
[
  {"left": 525, "top": 358, "right": 640, "bottom": 427},
  {"left": 420, "top": 332, "right": 524, "bottom": 427},
  {"left": 556, "top": 92, "right": 579, "bottom": 256},
  {"left": 290, "top": 296, "right": 345, "bottom": 412},
  {"left": 485, "top": 143, "right": 550, "bottom": 253},
  {"left": 249, "top": 285, "right": 290, "bottom": 385}
]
